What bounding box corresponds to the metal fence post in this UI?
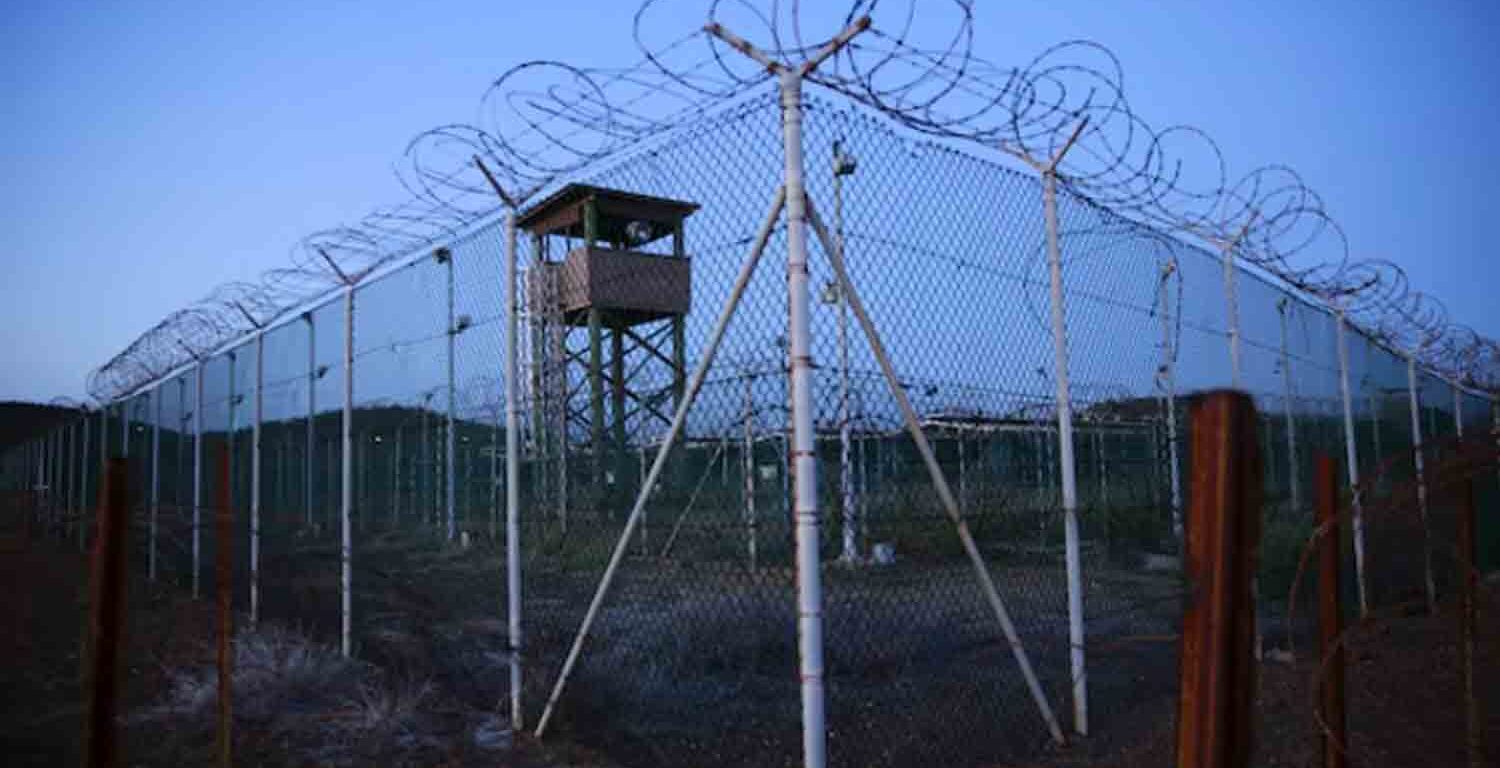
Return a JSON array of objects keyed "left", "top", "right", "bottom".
[
  {"left": 1176, "top": 391, "right": 1261, "bottom": 768},
  {"left": 178, "top": 377, "right": 187, "bottom": 535},
  {"left": 1455, "top": 471, "right": 1481, "bottom": 767},
  {"left": 1334, "top": 310, "right": 1368, "bottom": 616},
  {"left": 393, "top": 424, "right": 403, "bottom": 526},
  {"left": 832, "top": 139, "right": 858, "bottom": 564},
  {"left": 779, "top": 67, "right": 831, "bottom": 767},
  {"left": 150, "top": 387, "right": 161, "bottom": 581},
  {"left": 228, "top": 351, "right": 237, "bottom": 518},
  {"left": 1314, "top": 455, "right": 1346, "bottom": 768},
  {"left": 193, "top": 361, "right": 205, "bottom": 600},
  {"left": 68, "top": 419, "right": 77, "bottom": 537},
  {"left": 1218, "top": 219, "right": 1253, "bottom": 390},
  {"left": 503, "top": 209, "right": 524, "bottom": 731},
  {"left": 1276, "top": 298, "right": 1301, "bottom": 512},
  {"left": 341, "top": 285, "right": 354, "bottom": 657},
  {"left": 1453, "top": 382, "right": 1464, "bottom": 438},
  {"left": 84, "top": 458, "right": 129, "bottom": 768},
  {"left": 1405, "top": 353, "right": 1436, "bottom": 613},
  {"left": 44, "top": 430, "right": 53, "bottom": 532},
  {"left": 442, "top": 247, "right": 457, "bottom": 542},
  {"left": 251, "top": 332, "right": 264, "bottom": 627},
  {"left": 214, "top": 445, "right": 233, "bottom": 768},
  {"left": 744, "top": 371, "right": 758, "bottom": 569},
  {"left": 80, "top": 406, "right": 91, "bottom": 551},
  {"left": 57, "top": 427, "right": 66, "bottom": 528},
  {"left": 1042, "top": 165, "right": 1089, "bottom": 737},
  {"left": 305, "top": 311, "right": 316, "bottom": 528}
]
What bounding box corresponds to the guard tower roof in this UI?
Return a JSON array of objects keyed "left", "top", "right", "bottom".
[{"left": 517, "top": 183, "right": 700, "bottom": 247}]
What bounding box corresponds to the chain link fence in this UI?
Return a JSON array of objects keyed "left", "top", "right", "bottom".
[{"left": 5, "top": 45, "right": 1500, "bottom": 768}]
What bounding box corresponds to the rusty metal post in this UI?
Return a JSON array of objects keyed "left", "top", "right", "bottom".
[
  {"left": 84, "top": 458, "right": 128, "bottom": 768},
  {"left": 1176, "top": 391, "right": 1261, "bottom": 768},
  {"left": 215, "top": 446, "right": 234, "bottom": 768},
  {"left": 1314, "top": 455, "right": 1346, "bottom": 768},
  {"left": 1456, "top": 471, "right": 1481, "bottom": 767}
]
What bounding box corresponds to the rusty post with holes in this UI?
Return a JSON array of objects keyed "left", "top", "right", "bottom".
[
  {"left": 1314, "top": 455, "right": 1346, "bottom": 768},
  {"left": 216, "top": 446, "right": 233, "bottom": 768},
  {"left": 1176, "top": 391, "right": 1261, "bottom": 768},
  {"left": 1455, "top": 467, "right": 1481, "bottom": 767},
  {"left": 84, "top": 458, "right": 128, "bottom": 768}
]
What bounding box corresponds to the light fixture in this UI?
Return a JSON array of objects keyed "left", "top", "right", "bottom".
[
  {"left": 833, "top": 139, "right": 857, "bottom": 177},
  {"left": 820, "top": 280, "right": 840, "bottom": 305},
  {"left": 625, "top": 220, "right": 654, "bottom": 246}
]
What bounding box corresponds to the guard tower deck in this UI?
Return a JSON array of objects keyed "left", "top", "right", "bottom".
[{"left": 520, "top": 184, "right": 698, "bottom": 327}]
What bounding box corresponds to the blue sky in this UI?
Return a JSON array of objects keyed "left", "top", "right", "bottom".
[{"left": 3, "top": 0, "right": 1497, "bottom": 403}]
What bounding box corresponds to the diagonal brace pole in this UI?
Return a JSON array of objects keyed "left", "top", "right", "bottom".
[
  {"left": 806, "top": 198, "right": 1066, "bottom": 745},
  {"left": 534, "top": 187, "right": 786, "bottom": 738}
]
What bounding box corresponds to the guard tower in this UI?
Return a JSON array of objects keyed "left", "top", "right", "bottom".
[{"left": 519, "top": 184, "right": 698, "bottom": 512}]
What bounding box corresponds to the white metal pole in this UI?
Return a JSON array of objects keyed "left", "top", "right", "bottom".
[
  {"left": 1335, "top": 311, "right": 1368, "bottom": 616},
  {"left": 80, "top": 407, "right": 90, "bottom": 551},
  {"left": 251, "top": 333, "right": 264, "bottom": 627},
  {"left": 534, "top": 186, "right": 786, "bottom": 740},
  {"left": 420, "top": 406, "right": 429, "bottom": 526},
  {"left": 1042, "top": 168, "right": 1088, "bottom": 736},
  {"left": 503, "top": 210, "right": 524, "bottom": 731},
  {"left": 193, "top": 361, "right": 204, "bottom": 600},
  {"left": 46, "top": 430, "right": 55, "bottom": 529},
  {"left": 393, "top": 424, "right": 403, "bottom": 526},
  {"left": 778, "top": 71, "right": 830, "bottom": 767},
  {"left": 67, "top": 420, "right": 76, "bottom": 536},
  {"left": 341, "top": 286, "right": 355, "bottom": 656},
  {"left": 1454, "top": 383, "right": 1464, "bottom": 438},
  {"left": 444, "top": 248, "right": 457, "bottom": 542},
  {"left": 57, "top": 428, "right": 64, "bottom": 529},
  {"left": 177, "top": 377, "right": 186, "bottom": 526},
  {"left": 490, "top": 408, "right": 499, "bottom": 540},
  {"left": 1221, "top": 230, "right": 1246, "bottom": 390},
  {"left": 229, "top": 353, "right": 237, "bottom": 520},
  {"left": 834, "top": 144, "right": 856, "bottom": 564},
  {"left": 57, "top": 428, "right": 65, "bottom": 526},
  {"left": 1276, "top": 298, "right": 1301, "bottom": 512},
  {"left": 806, "top": 196, "right": 1066, "bottom": 744},
  {"left": 1159, "top": 261, "right": 1182, "bottom": 541},
  {"left": 744, "top": 372, "right": 758, "bottom": 570},
  {"left": 1406, "top": 354, "right": 1436, "bottom": 613},
  {"left": 306, "top": 312, "right": 317, "bottom": 528},
  {"left": 150, "top": 388, "right": 161, "bottom": 581}
]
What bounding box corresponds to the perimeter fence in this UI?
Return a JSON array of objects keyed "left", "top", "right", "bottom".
[{"left": 6, "top": 64, "right": 1500, "bottom": 768}]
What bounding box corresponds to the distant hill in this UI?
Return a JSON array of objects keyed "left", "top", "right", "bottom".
[{"left": 0, "top": 401, "right": 79, "bottom": 452}]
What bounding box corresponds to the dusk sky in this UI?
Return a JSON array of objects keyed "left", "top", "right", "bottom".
[{"left": 3, "top": 0, "right": 1497, "bottom": 403}]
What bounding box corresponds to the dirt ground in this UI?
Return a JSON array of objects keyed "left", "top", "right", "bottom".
[
  {"left": 2, "top": 495, "right": 1494, "bottom": 767},
  {"left": 0, "top": 506, "right": 615, "bottom": 768}
]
